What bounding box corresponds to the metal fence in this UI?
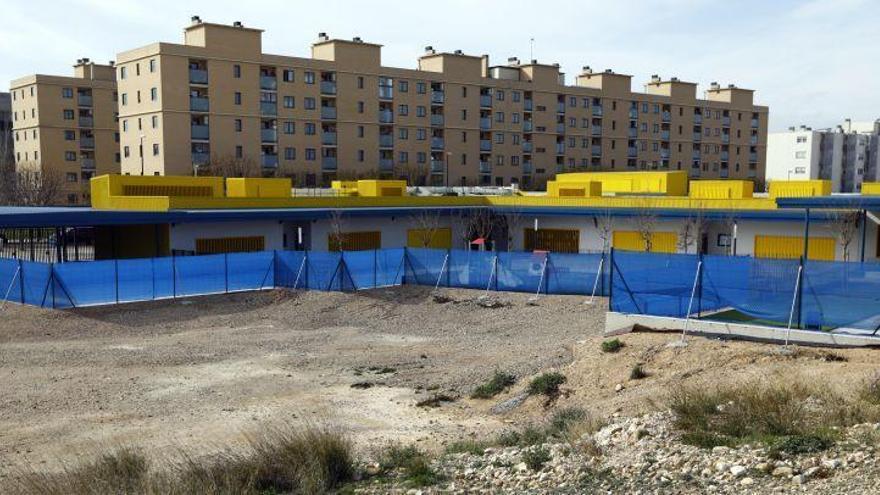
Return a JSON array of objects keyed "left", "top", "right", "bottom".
[{"left": 0, "top": 227, "right": 95, "bottom": 263}]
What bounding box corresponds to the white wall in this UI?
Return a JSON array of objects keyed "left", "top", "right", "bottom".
[
  {"left": 170, "top": 221, "right": 284, "bottom": 252},
  {"left": 307, "top": 215, "right": 466, "bottom": 252},
  {"left": 766, "top": 130, "right": 820, "bottom": 182}
]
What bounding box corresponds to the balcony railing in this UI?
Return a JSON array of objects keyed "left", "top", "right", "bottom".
[
  {"left": 750, "top": 135, "right": 758, "bottom": 145},
  {"left": 79, "top": 137, "right": 95, "bottom": 149},
  {"left": 721, "top": 134, "right": 730, "bottom": 144},
  {"left": 660, "top": 149, "right": 670, "bottom": 159},
  {"left": 189, "top": 69, "right": 208, "bottom": 84},
  {"left": 592, "top": 145, "right": 602, "bottom": 156},
  {"left": 262, "top": 154, "right": 278, "bottom": 168},
  {"left": 322, "top": 132, "right": 337, "bottom": 146},
  {"left": 430, "top": 160, "right": 444, "bottom": 173},
  {"left": 77, "top": 95, "right": 92, "bottom": 107},
  {"left": 627, "top": 147, "right": 637, "bottom": 158},
  {"left": 260, "top": 76, "right": 277, "bottom": 91},
  {"left": 662, "top": 111, "right": 671, "bottom": 122},
  {"left": 479, "top": 94, "right": 492, "bottom": 107},
  {"left": 555, "top": 123, "right": 565, "bottom": 134},
  {"left": 629, "top": 109, "right": 638, "bottom": 119},
  {"left": 320, "top": 81, "right": 337, "bottom": 95},
  {"left": 555, "top": 143, "right": 565, "bottom": 154},
  {"left": 523, "top": 162, "right": 533, "bottom": 174},
  {"left": 628, "top": 128, "right": 638, "bottom": 138},
  {"left": 522, "top": 142, "right": 533, "bottom": 153},
  {"left": 556, "top": 102, "right": 565, "bottom": 114},
  {"left": 379, "top": 158, "right": 393, "bottom": 171},
  {"left": 81, "top": 158, "right": 95, "bottom": 170},
  {"left": 190, "top": 96, "right": 209, "bottom": 112},
  {"left": 480, "top": 140, "right": 492, "bottom": 152},
  {"left": 748, "top": 169, "right": 757, "bottom": 178},
  {"left": 78, "top": 117, "right": 93, "bottom": 128},
  {"left": 431, "top": 91, "right": 444, "bottom": 104},
  {"left": 592, "top": 106, "right": 603, "bottom": 117},
  {"left": 431, "top": 137, "right": 444, "bottom": 149},
  {"left": 479, "top": 161, "right": 491, "bottom": 174},
  {"left": 749, "top": 152, "right": 758, "bottom": 162},
  {"left": 379, "top": 86, "right": 393, "bottom": 100},
  {"left": 721, "top": 151, "right": 729, "bottom": 161},
  {"left": 591, "top": 126, "right": 602, "bottom": 136},
  {"left": 260, "top": 102, "right": 277, "bottom": 116},
  {"left": 523, "top": 121, "right": 533, "bottom": 132},
  {"left": 191, "top": 125, "right": 210, "bottom": 140},
  {"left": 261, "top": 128, "right": 277, "bottom": 143},
  {"left": 693, "top": 151, "right": 701, "bottom": 160},
  {"left": 430, "top": 114, "right": 444, "bottom": 127},
  {"left": 524, "top": 99, "right": 533, "bottom": 111},
  {"left": 192, "top": 152, "right": 210, "bottom": 165},
  {"left": 379, "top": 110, "right": 393, "bottom": 123},
  {"left": 694, "top": 132, "right": 702, "bottom": 142},
  {"left": 722, "top": 116, "right": 731, "bottom": 126},
  {"left": 480, "top": 117, "right": 491, "bottom": 130},
  {"left": 720, "top": 168, "right": 729, "bottom": 178},
  {"left": 321, "top": 156, "right": 337, "bottom": 170},
  {"left": 661, "top": 130, "right": 670, "bottom": 141},
  {"left": 320, "top": 107, "right": 337, "bottom": 120},
  {"left": 694, "top": 114, "right": 703, "bottom": 124},
  {"left": 751, "top": 118, "right": 759, "bottom": 128},
  {"left": 378, "top": 134, "right": 393, "bottom": 148}
]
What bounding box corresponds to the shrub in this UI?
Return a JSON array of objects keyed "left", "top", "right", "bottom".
[
  {"left": 522, "top": 447, "right": 551, "bottom": 471},
  {"left": 859, "top": 373, "right": 880, "bottom": 405},
  {"left": 471, "top": 371, "right": 516, "bottom": 399},
  {"left": 445, "top": 440, "right": 489, "bottom": 455},
  {"left": 379, "top": 444, "right": 442, "bottom": 486},
  {"left": 550, "top": 407, "right": 588, "bottom": 434},
  {"left": 13, "top": 448, "right": 150, "bottom": 495},
  {"left": 629, "top": 363, "right": 648, "bottom": 380},
  {"left": 528, "top": 372, "right": 567, "bottom": 397},
  {"left": 601, "top": 339, "right": 624, "bottom": 353}
]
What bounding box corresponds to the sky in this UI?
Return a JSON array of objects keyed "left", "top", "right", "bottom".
[{"left": 2, "top": 0, "right": 878, "bottom": 132}]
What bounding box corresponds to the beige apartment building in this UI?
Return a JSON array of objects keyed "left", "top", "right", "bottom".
[
  {"left": 116, "top": 18, "right": 768, "bottom": 188},
  {"left": 9, "top": 60, "right": 119, "bottom": 204}
]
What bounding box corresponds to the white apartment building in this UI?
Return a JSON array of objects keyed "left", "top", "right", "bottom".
[{"left": 767, "top": 119, "right": 880, "bottom": 192}]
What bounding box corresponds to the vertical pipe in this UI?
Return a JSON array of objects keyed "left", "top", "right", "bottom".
[
  {"left": 224, "top": 252, "right": 229, "bottom": 293},
  {"left": 608, "top": 248, "right": 615, "bottom": 311},
  {"left": 796, "top": 256, "right": 804, "bottom": 329},
  {"left": 114, "top": 259, "right": 119, "bottom": 304},
  {"left": 18, "top": 258, "right": 24, "bottom": 304},
  {"left": 860, "top": 209, "right": 867, "bottom": 262}
]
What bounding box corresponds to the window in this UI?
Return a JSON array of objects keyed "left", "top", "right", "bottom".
[
  {"left": 236, "top": 146, "right": 243, "bottom": 159},
  {"left": 285, "top": 147, "right": 296, "bottom": 160},
  {"left": 121, "top": 93, "right": 128, "bottom": 105},
  {"left": 795, "top": 151, "right": 807, "bottom": 159},
  {"left": 150, "top": 88, "right": 158, "bottom": 101},
  {"left": 357, "top": 126, "right": 364, "bottom": 138},
  {"left": 284, "top": 121, "right": 295, "bottom": 134},
  {"left": 399, "top": 80, "right": 408, "bottom": 92},
  {"left": 234, "top": 119, "right": 242, "bottom": 132},
  {"left": 152, "top": 143, "right": 159, "bottom": 156},
  {"left": 357, "top": 150, "right": 365, "bottom": 162},
  {"left": 305, "top": 123, "right": 316, "bottom": 135},
  {"left": 357, "top": 76, "right": 364, "bottom": 89},
  {"left": 796, "top": 136, "right": 807, "bottom": 143},
  {"left": 512, "top": 91, "right": 521, "bottom": 102},
  {"left": 304, "top": 71, "right": 315, "bottom": 84},
  {"left": 416, "top": 106, "right": 427, "bottom": 117},
  {"left": 66, "top": 173, "right": 77, "bottom": 183},
  {"left": 416, "top": 82, "right": 426, "bottom": 94},
  {"left": 417, "top": 152, "right": 426, "bottom": 163},
  {"left": 496, "top": 90, "right": 505, "bottom": 101},
  {"left": 461, "top": 109, "right": 468, "bottom": 120},
  {"left": 357, "top": 101, "right": 364, "bottom": 113},
  {"left": 135, "top": 63, "right": 140, "bottom": 76},
  {"left": 122, "top": 120, "right": 128, "bottom": 132},
  {"left": 494, "top": 133, "right": 504, "bottom": 144},
  {"left": 149, "top": 59, "right": 156, "bottom": 72},
  {"left": 279, "top": 69, "right": 293, "bottom": 82},
  {"left": 398, "top": 104, "right": 409, "bottom": 116},
  {"left": 234, "top": 92, "right": 242, "bottom": 105},
  {"left": 65, "top": 151, "right": 76, "bottom": 161},
  {"left": 569, "top": 96, "right": 577, "bottom": 107},
  {"left": 416, "top": 128, "right": 426, "bottom": 140},
  {"left": 283, "top": 96, "right": 295, "bottom": 108},
  {"left": 120, "top": 66, "right": 127, "bottom": 79},
  {"left": 63, "top": 109, "right": 74, "bottom": 120},
  {"left": 398, "top": 151, "right": 408, "bottom": 163},
  {"left": 151, "top": 115, "right": 158, "bottom": 128},
  {"left": 496, "top": 155, "right": 505, "bottom": 166},
  {"left": 64, "top": 130, "right": 75, "bottom": 140},
  {"left": 305, "top": 148, "right": 316, "bottom": 160},
  {"left": 462, "top": 86, "right": 468, "bottom": 98},
  {"left": 62, "top": 87, "right": 73, "bottom": 98},
  {"left": 398, "top": 128, "right": 408, "bottom": 140},
  {"left": 304, "top": 97, "right": 316, "bottom": 110},
  {"left": 495, "top": 112, "right": 504, "bottom": 123}
]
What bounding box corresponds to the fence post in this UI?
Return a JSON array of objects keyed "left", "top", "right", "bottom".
[
  {"left": 224, "top": 253, "right": 229, "bottom": 293},
  {"left": 114, "top": 259, "right": 119, "bottom": 304},
  {"left": 18, "top": 258, "right": 25, "bottom": 304},
  {"left": 608, "top": 248, "right": 615, "bottom": 311},
  {"left": 796, "top": 256, "right": 804, "bottom": 329},
  {"left": 697, "top": 253, "right": 703, "bottom": 318},
  {"left": 374, "top": 249, "right": 378, "bottom": 288}
]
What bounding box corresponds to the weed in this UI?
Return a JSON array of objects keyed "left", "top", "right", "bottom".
[
  {"left": 471, "top": 371, "right": 516, "bottom": 399},
  {"left": 445, "top": 440, "right": 489, "bottom": 455},
  {"left": 768, "top": 434, "right": 835, "bottom": 455},
  {"left": 549, "top": 407, "right": 588, "bottom": 434},
  {"left": 416, "top": 393, "right": 455, "bottom": 408},
  {"left": 629, "top": 363, "right": 648, "bottom": 380},
  {"left": 379, "top": 444, "right": 441, "bottom": 487},
  {"left": 859, "top": 373, "right": 880, "bottom": 405},
  {"left": 601, "top": 339, "right": 624, "bottom": 353},
  {"left": 528, "top": 372, "right": 566, "bottom": 398},
  {"left": 522, "top": 447, "right": 551, "bottom": 471}
]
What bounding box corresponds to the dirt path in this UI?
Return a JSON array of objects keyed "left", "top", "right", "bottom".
[{"left": 0, "top": 286, "right": 604, "bottom": 476}]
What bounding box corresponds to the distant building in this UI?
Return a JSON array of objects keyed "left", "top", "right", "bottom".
[
  {"left": 767, "top": 119, "right": 880, "bottom": 192},
  {"left": 0, "top": 92, "right": 12, "bottom": 167}
]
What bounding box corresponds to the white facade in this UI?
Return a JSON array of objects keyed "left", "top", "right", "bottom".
[{"left": 766, "top": 120, "right": 880, "bottom": 192}]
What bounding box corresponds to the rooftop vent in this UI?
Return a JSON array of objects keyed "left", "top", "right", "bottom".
[
  {"left": 531, "top": 59, "right": 537, "bottom": 64},
  {"left": 109, "top": 60, "right": 115, "bottom": 66},
  {"left": 353, "top": 36, "right": 362, "bottom": 42},
  {"left": 507, "top": 57, "right": 520, "bottom": 65},
  {"left": 604, "top": 69, "right": 613, "bottom": 74},
  {"left": 789, "top": 126, "right": 796, "bottom": 132},
  {"left": 82, "top": 57, "right": 90, "bottom": 63},
  {"left": 454, "top": 49, "right": 463, "bottom": 55},
  {"left": 651, "top": 74, "right": 661, "bottom": 83},
  {"left": 671, "top": 77, "right": 679, "bottom": 82},
  {"left": 233, "top": 21, "right": 242, "bottom": 27},
  {"left": 191, "top": 15, "right": 202, "bottom": 24},
  {"left": 424, "top": 45, "right": 435, "bottom": 54},
  {"left": 710, "top": 82, "right": 720, "bottom": 90},
  {"left": 553, "top": 63, "right": 560, "bottom": 68},
  {"left": 318, "top": 32, "right": 329, "bottom": 42},
  {"left": 582, "top": 65, "right": 592, "bottom": 74},
  {"left": 728, "top": 84, "right": 736, "bottom": 89}
]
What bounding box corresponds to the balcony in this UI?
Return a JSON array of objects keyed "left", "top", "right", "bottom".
[
  {"left": 322, "top": 132, "right": 337, "bottom": 146},
  {"left": 522, "top": 142, "right": 533, "bottom": 153},
  {"left": 479, "top": 94, "right": 492, "bottom": 107},
  {"left": 190, "top": 96, "right": 209, "bottom": 112},
  {"left": 430, "top": 114, "right": 444, "bottom": 127},
  {"left": 555, "top": 123, "right": 565, "bottom": 134},
  {"left": 694, "top": 132, "right": 702, "bottom": 142},
  {"left": 662, "top": 111, "right": 671, "bottom": 123},
  {"left": 592, "top": 145, "right": 603, "bottom": 157},
  {"left": 749, "top": 152, "right": 758, "bottom": 162},
  {"left": 79, "top": 137, "right": 95, "bottom": 149},
  {"left": 627, "top": 147, "right": 637, "bottom": 158},
  {"left": 628, "top": 128, "right": 638, "bottom": 138},
  {"left": 722, "top": 116, "right": 731, "bottom": 126},
  {"left": 431, "top": 91, "right": 444, "bottom": 104},
  {"left": 523, "top": 121, "right": 533, "bottom": 132},
  {"left": 592, "top": 106, "right": 603, "bottom": 117},
  {"left": 751, "top": 118, "right": 759, "bottom": 128},
  {"left": 721, "top": 151, "right": 729, "bottom": 161},
  {"left": 261, "top": 128, "right": 277, "bottom": 143},
  {"left": 721, "top": 134, "right": 730, "bottom": 144},
  {"left": 480, "top": 117, "right": 491, "bottom": 130},
  {"left": 523, "top": 162, "right": 533, "bottom": 174},
  {"left": 693, "top": 151, "right": 701, "bottom": 160},
  {"left": 321, "top": 156, "right": 337, "bottom": 171},
  {"left": 524, "top": 99, "right": 533, "bottom": 111},
  {"left": 320, "top": 81, "right": 337, "bottom": 95},
  {"left": 748, "top": 169, "right": 757, "bottom": 178},
  {"left": 379, "top": 86, "right": 393, "bottom": 100},
  {"left": 260, "top": 76, "right": 277, "bottom": 91},
  {"left": 555, "top": 143, "right": 565, "bottom": 154},
  {"left": 81, "top": 158, "right": 95, "bottom": 170},
  {"left": 320, "top": 107, "right": 337, "bottom": 120},
  {"left": 261, "top": 154, "right": 278, "bottom": 168},
  {"left": 78, "top": 116, "right": 93, "bottom": 128},
  {"left": 191, "top": 125, "right": 210, "bottom": 140},
  {"left": 189, "top": 69, "right": 208, "bottom": 84},
  {"left": 378, "top": 134, "right": 393, "bottom": 148},
  {"left": 431, "top": 137, "right": 444, "bottom": 149},
  {"left": 720, "top": 168, "right": 729, "bottom": 178},
  {"left": 77, "top": 95, "right": 92, "bottom": 107},
  {"left": 661, "top": 149, "right": 670, "bottom": 159},
  {"left": 480, "top": 140, "right": 492, "bottom": 152},
  {"left": 554, "top": 102, "right": 565, "bottom": 114},
  {"left": 192, "top": 152, "right": 210, "bottom": 165},
  {"left": 591, "top": 126, "right": 602, "bottom": 136},
  {"left": 750, "top": 135, "right": 758, "bottom": 145},
  {"left": 260, "top": 102, "right": 277, "bottom": 116},
  {"left": 660, "top": 130, "right": 670, "bottom": 141},
  {"left": 430, "top": 160, "right": 445, "bottom": 173},
  {"left": 379, "top": 158, "right": 394, "bottom": 171},
  {"left": 379, "top": 110, "right": 393, "bottom": 123}
]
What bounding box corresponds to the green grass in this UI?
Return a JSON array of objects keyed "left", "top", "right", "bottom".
[
  {"left": 522, "top": 447, "right": 551, "bottom": 471},
  {"left": 470, "top": 371, "right": 516, "bottom": 399},
  {"left": 379, "top": 444, "right": 443, "bottom": 487},
  {"left": 445, "top": 440, "right": 490, "bottom": 455},
  {"left": 494, "top": 407, "right": 603, "bottom": 448},
  {"left": 527, "top": 372, "right": 566, "bottom": 398},
  {"left": 600, "top": 338, "right": 624, "bottom": 353},
  {"left": 860, "top": 373, "right": 880, "bottom": 405},
  {"left": 629, "top": 363, "right": 648, "bottom": 380}
]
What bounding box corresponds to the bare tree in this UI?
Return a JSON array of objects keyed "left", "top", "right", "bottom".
[
  {"left": 829, "top": 209, "right": 862, "bottom": 262},
  {"left": 0, "top": 126, "right": 16, "bottom": 204},
  {"left": 594, "top": 208, "right": 614, "bottom": 253},
  {"left": 409, "top": 210, "right": 442, "bottom": 248},
  {"left": 199, "top": 155, "right": 261, "bottom": 178},
  {"left": 327, "top": 209, "right": 346, "bottom": 252},
  {"left": 634, "top": 203, "right": 658, "bottom": 252},
  {"left": 457, "top": 208, "right": 496, "bottom": 250},
  {"left": 396, "top": 163, "right": 428, "bottom": 187},
  {"left": 499, "top": 200, "right": 526, "bottom": 251},
  {"left": 678, "top": 209, "right": 707, "bottom": 254},
  {"left": 6, "top": 166, "right": 64, "bottom": 206},
  {"left": 721, "top": 212, "right": 739, "bottom": 255}
]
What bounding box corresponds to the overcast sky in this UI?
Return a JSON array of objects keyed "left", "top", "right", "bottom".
[{"left": 2, "top": 0, "right": 877, "bottom": 131}]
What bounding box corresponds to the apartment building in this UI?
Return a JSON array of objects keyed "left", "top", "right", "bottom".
[
  {"left": 767, "top": 119, "right": 880, "bottom": 192},
  {"left": 9, "top": 59, "right": 119, "bottom": 204},
  {"left": 0, "top": 92, "right": 13, "bottom": 167},
  {"left": 115, "top": 18, "right": 768, "bottom": 188}
]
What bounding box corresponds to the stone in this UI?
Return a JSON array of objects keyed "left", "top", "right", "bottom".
[
  {"left": 740, "top": 477, "right": 755, "bottom": 486},
  {"left": 712, "top": 446, "right": 731, "bottom": 454},
  {"left": 821, "top": 459, "right": 841, "bottom": 470},
  {"left": 714, "top": 461, "right": 731, "bottom": 473},
  {"left": 803, "top": 466, "right": 822, "bottom": 479},
  {"left": 754, "top": 462, "right": 771, "bottom": 473},
  {"left": 792, "top": 475, "right": 805, "bottom": 485},
  {"left": 614, "top": 383, "right": 624, "bottom": 392},
  {"left": 730, "top": 465, "right": 747, "bottom": 478},
  {"left": 772, "top": 466, "right": 794, "bottom": 477},
  {"left": 515, "top": 462, "right": 528, "bottom": 472}
]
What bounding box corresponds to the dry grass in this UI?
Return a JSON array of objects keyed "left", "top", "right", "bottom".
[{"left": 10, "top": 424, "right": 353, "bottom": 495}]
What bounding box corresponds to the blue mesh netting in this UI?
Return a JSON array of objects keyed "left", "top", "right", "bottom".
[
  {"left": 21, "top": 260, "right": 52, "bottom": 307},
  {"left": 611, "top": 251, "right": 703, "bottom": 317},
  {"left": 404, "top": 248, "right": 448, "bottom": 286},
  {"left": 52, "top": 260, "right": 116, "bottom": 307},
  {"left": 118, "top": 258, "right": 175, "bottom": 302},
  {"left": 496, "top": 251, "right": 546, "bottom": 293},
  {"left": 800, "top": 260, "right": 880, "bottom": 330},
  {"left": 227, "top": 251, "right": 275, "bottom": 292},
  {"left": 546, "top": 252, "right": 607, "bottom": 296},
  {"left": 375, "top": 248, "right": 405, "bottom": 288},
  {"left": 447, "top": 249, "right": 495, "bottom": 289},
  {"left": 174, "top": 254, "right": 226, "bottom": 297},
  {"left": 274, "top": 250, "right": 307, "bottom": 289},
  {"left": 701, "top": 255, "right": 799, "bottom": 323},
  {"left": 306, "top": 251, "right": 354, "bottom": 291},
  {"left": 342, "top": 250, "right": 375, "bottom": 289},
  {"left": 0, "top": 258, "right": 20, "bottom": 303}
]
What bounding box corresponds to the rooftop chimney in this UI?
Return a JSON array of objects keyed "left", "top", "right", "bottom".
[
  {"left": 233, "top": 21, "right": 242, "bottom": 27},
  {"left": 454, "top": 49, "right": 463, "bottom": 55},
  {"left": 353, "top": 36, "right": 362, "bottom": 42},
  {"left": 191, "top": 15, "right": 202, "bottom": 24},
  {"left": 424, "top": 45, "right": 435, "bottom": 54},
  {"left": 317, "top": 32, "right": 329, "bottom": 42}
]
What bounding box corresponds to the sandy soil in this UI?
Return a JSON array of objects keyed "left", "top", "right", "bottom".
[{"left": 0, "top": 286, "right": 603, "bottom": 478}]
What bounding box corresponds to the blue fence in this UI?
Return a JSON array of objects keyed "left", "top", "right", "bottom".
[{"left": 610, "top": 250, "right": 880, "bottom": 332}]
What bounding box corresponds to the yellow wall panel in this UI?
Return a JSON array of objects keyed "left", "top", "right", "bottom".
[
  {"left": 407, "top": 228, "right": 452, "bottom": 249},
  {"left": 754, "top": 235, "right": 835, "bottom": 261},
  {"left": 613, "top": 231, "right": 676, "bottom": 253}
]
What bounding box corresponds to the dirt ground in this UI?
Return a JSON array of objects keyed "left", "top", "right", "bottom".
[
  {"left": 2, "top": 284, "right": 878, "bottom": 487},
  {"left": 0, "top": 286, "right": 603, "bottom": 478}
]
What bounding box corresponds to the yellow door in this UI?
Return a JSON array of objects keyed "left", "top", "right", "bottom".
[
  {"left": 754, "top": 236, "right": 835, "bottom": 261},
  {"left": 613, "top": 231, "right": 676, "bottom": 253},
  {"left": 407, "top": 228, "right": 452, "bottom": 249},
  {"left": 329, "top": 231, "right": 381, "bottom": 251}
]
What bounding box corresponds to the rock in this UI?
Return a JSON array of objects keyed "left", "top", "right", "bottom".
[
  {"left": 754, "top": 462, "right": 771, "bottom": 473},
  {"left": 712, "top": 446, "right": 731, "bottom": 454},
  {"left": 614, "top": 383, "right": 624, "bottom": 392},
  {"left": 714, "top": 461, "right": 730, "bottom": 473},
  {"left": 792, "top": 474, "right": 805, "bottom": 485},
  {"left": 515, "top": 462, "right": 528, "bottom": 472},
  {"left": 822, "top": 459, "right": 841, "bottom": 470},
  {"left": 803, "top": 466, "right": 822, "bottom": 479},
  {"left": 740, "top": 477, "right": 755, "bottom": 486},
  {"left": 772, "top": 466, "right": 794, "bottom": 477},
  {"left": 730, "top": 465, "right": 747, "bottom": 478}
]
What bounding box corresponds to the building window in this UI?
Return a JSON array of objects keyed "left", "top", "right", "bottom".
[
  {"left": 120, "top": 66, "right": 127, "bottom": 79},
  {"left": 494, "top": 133, "right": 504, "bottom": 144},
  {"left": 233, "top": 64, "right": 241, "bottom": 78},
  {"left": 416, "top": 82, "right": 426, "bottom": 94},
  {"left": 151, "top": 115, "right": 159, "bottom": 128},
  {"left": 122, "top": 120, "right": 128, "bottom": 132},
  {"left": 495, "top": 112, "right": 504, "bottom": 123},
  {"left": 304, "top": 97, "right": 316, "bottom": 110},
  {"left": 795, "top": 151, "right": 807, "bottom": 159},
  {"left": 357, "top": 125, "right": 364, "bottom": 138},
  {"left": 234, "top": 119, "right": 242, "bottom": 132},
  {"left": 152, "top": 143, "right": 159, "bottom": 156},
  {"left": 305, "top": 148, "right": 316, "bottom": 160},
  {"left": 358, "top": 101, "right": 364, "bottom": 113},
  {"left": 305, "top": 123, "right": 316, "bottom": 135},
  {"left": 416, "top": 106, "right": 426, "bottom": 117},
  {"left": 358, "top": 150, "right": 365, "bottom": 162},
  {"left": 65, "top": 151, "right": 76, "bottom": 161},
  {"left": 66, "top": 173, "right": 77, "bottom": 182},
  {"left": 399, "top": 80, "right": 408, "bottom": 92},
  {"left": 63, "top": 109, "right": 74, "bottom": 120},
  {"left": 62, "top": 87, "right": 73, "bottom": 98},
  {"left": 283, "top": 96, "right": 295, "bottom": 108},
  {"left": 304, "top": 71, "right": 315, "bottom": 84},
  {"left": 121, "top": 93, "right": 128, "bottom": 105},
  {"left": 399, "top": 104, "right": 409, "bottom": 116},
  {"left": 149, "top": 59, "right": 156, "bottom": 72},
  {"left": 150, "top": 88, "right": 158, "bottom": 101},
  {"left": 234, "top": 92, "right": 242, "bottom": 105},
  {"left": 398, "top": 128, "right": 408, "bottom": 140},
  {"left": 285, "top": 147, "right": 296, "bottom": 160},
  {"left": 64, "top": 130, "right": 75, "bottom": 140},
  {"left": 282, "top": 69, "right": 294, "bottom": 82},
  {"left": 284, "top": 121, "right": 295, "bottom": 134},
  {"left": 357, "top": 76, "right": 364, "bottom": 89},
  {"left": 236, "top": 146, "right": 243, "bottom": 159},
  {"left": 416, "top": 128, "right": 426, "bottom": 140},
  {"left": 398, "top": 151, "right": 408, "bottom": 163},
  {"left": 496, "top": 90, "right": 505, "bottom": 101},
  {"left": 417, "top": 152, "right": 426, "bottom": 163}
]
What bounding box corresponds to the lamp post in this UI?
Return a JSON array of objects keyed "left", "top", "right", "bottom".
[{"left": 139, "top": 134, "right": 146, "bottom": 175}]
